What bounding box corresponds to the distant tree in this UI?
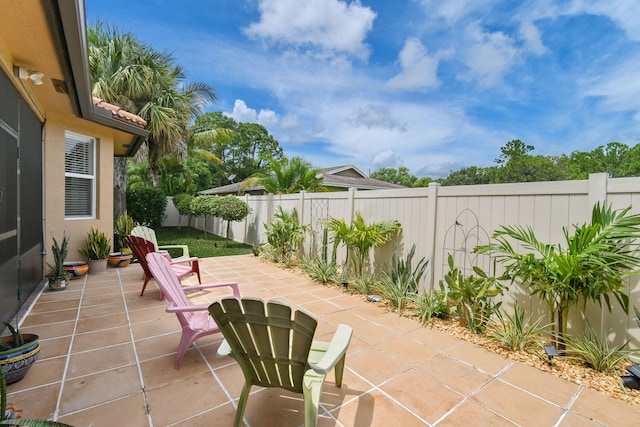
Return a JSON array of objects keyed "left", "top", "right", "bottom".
[
  {"left": 213, "top": 195, "right": 251, "bottom": 247},
  {"left": 247, "top": 156, "right": 325, "bottom": 194},
  {"left": 370, "top": 167, "right": 416, "bottom": 187},
  {"left": 441, "top": 166, "right": 497, "bottom": 186},
  {"left": 190, "top": 195, "right": 218, "bottom": 239},
  {"left": 189, "top": 112, "right": 284, "bottom": 187},
  {"left": 413, "top": 176, "right": 434, "bottom": 187},
  {"left": 495, "top": 139, "right": 534, "bottom": 165},
  {"left": 496, "top": 155, "right": 568, "bottom": 183},
  {"left": 173, "top": 193, "right": 195, "bottom": 228}
]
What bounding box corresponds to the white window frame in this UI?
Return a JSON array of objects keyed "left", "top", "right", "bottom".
[{"left": 64, "top": 131, "right": 96, "bottom": 220}]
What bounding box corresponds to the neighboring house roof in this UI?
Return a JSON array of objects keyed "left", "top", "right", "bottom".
[
  {"left": 198, "top": 165, "right": 405, "bottom": 195},
  {"left": 93, "top": 97, "right": 147, "bottom": 128}
]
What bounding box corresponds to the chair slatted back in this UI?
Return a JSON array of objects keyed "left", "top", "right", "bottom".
[
  {"left": 125, "top": 235, "right": 155, "bottom": 277},
  {"left": 131, "top": 226, "right": 160, "bottom": 251},
  {"left": 145, "top": 252, "right": 196, "bottom": 326},
  {"left": 209, "top": 297, "right": 317, "bottom": 393}
]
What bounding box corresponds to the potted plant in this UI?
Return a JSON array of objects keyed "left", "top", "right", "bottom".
[
  {"left": 78, "top": 228, "right": 111, "bottom": 275},
  {"left": 0, "top": 322, "right": 40, "bottom": 386},
  {"left": 114, "top": 211, "right": 135, "bottom": 252},
  {"left": 45, "top": 234, "right": 69, "bottom": 290}
]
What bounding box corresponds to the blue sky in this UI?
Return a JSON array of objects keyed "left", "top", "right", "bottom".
[{"left": 86, "top": 0, "right": 640, "bottom": 178}]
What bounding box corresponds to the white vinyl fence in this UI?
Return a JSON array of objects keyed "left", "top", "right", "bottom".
[{"left": 163, "top": 173, "right": 640, "bottom": 354}]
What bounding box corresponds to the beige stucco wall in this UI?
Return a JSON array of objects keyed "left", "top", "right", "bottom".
[{"left": 44, "top": 111, "right": 116, "bottom": 267}]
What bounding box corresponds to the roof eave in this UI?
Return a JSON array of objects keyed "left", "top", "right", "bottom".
[{"left": 49, "top": 0, "right": 148, "bottom": 155}]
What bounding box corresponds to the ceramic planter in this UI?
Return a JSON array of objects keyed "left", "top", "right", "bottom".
[
  {"left": 108, "top": 252, "right": 133, "bottom": 267},
  {"left": 64, "top": 261, "right": 89, "bottom": 279},
  {"left": 0, "top": 333, "right": 40, "bottom": 384},
  {"left": 87, "top": 259, "right": 108, "bottom": 275},
  {"left": 47, "top": 276, "right": 68, "bottom": 291}
]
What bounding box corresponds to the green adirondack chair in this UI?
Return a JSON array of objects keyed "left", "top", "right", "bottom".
[{"left": 208, "top": 297, "right": 353, "bottom": 427}]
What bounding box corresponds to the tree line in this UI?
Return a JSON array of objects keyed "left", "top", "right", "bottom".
[{"left": 371, "top": 140, "right": 640, "bottom": 187}]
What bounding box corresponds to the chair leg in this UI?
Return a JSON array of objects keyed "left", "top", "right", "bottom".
[
  {"left": 234, "top": 382, "right": 252, "bottom": 427},
  {"left": 334, "top": 354, "right": 346, "bottom": 387},
  {"left": 193, "top": 259, "right": 201, "bottom": 284},
  {"left": 303, "top": 378, "right": 322, "bottom": 427},
  {"left": 140, "top": 275, "right": 151, "bottom": 296},
  {"left": 174, "top": 331, "right": 196, "bottom": 369}
]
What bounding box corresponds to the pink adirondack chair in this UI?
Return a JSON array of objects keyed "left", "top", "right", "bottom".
[
  {"left": 145, "top": 252, "right": 241, "bottom": 368},
  {"left": 125, "top": 234, "right": 201, "bottom": 299}
]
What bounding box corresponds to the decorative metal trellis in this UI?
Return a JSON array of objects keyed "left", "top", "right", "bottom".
[
  {"left": 309, "top": 198, "right": 330, "bottom": 256},
  {"left": 441, "top": 208, "right": 493, "bottom": 277}
]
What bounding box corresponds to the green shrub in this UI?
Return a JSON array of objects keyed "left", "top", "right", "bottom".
[
  {"left": 352, "top": 269, "right": 377, "bottom": 295},
  {"left": 565, "top": 323, "right": 632, "bottom": 373},
  {"left": 264, "top": 207, "right": 309, "bottom": 265},
  {"left": 440, "top": 254, "right": 505, "bottom": 333},
  {"left": 411, "top": 289, "right": 449, "bottom": 324},
  {"left": 126, "top": 187, "right": 167, "bottom": 227},
  {"left": 299, "top": 255, "right": 339, "bottom": 285},
  {"left": 213, "top": 195, "right": 250, "bottom": 247},
  {"left": 487, "top": 304, "right": 551, "bottom": 351}
]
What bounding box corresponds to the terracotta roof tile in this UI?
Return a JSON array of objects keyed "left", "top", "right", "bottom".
[{"left": 92, "top": 97, "right": 147, "bottom": 128}]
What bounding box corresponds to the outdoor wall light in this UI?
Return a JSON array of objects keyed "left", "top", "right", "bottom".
[
  {"left": 543, "top": 344, "right": 559, "bottom": 366},
  {"left": 15, "top": 66, "right": 44, "bottom": 85}
]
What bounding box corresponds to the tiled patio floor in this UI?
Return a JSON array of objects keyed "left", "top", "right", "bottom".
[{"left": 6, "top": 255, "right": 640, "bottom": 426}]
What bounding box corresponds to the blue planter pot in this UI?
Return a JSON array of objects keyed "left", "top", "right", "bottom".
[{"left": 0, "top": 334, "right": 41, "bottom": 384}]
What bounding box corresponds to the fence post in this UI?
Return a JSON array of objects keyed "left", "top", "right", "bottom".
[
  {"left": 424, "top": 182, "right": 440, "bottom": 292},
  {"left": 346, "top": 187, "right": 356, "bottom": 224}
]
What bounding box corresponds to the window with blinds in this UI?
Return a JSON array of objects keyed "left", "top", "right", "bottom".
[{"left": 65, "top": 131, "right": 95, "bottom": 219}]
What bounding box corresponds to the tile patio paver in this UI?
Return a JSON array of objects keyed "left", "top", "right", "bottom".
[{"left": 5, "top": 254, "right": 638, "bottom": 426}]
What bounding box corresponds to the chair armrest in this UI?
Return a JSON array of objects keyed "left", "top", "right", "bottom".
[
  {"left": 169, "top": 256, "right": 198, "bottom": 265},
  {"left": 166, "top": 303, "right": 210, "bottom": 313},
  {"left": 182, "top": 282, "right": 241, "bottom": 298},
  {"left": 216, "top": 339, "right": 233, "bottom": 358},
  {"left": 307, "top": 324, "right": 352, "bottom": 375},
  {"left": 158, "top": 244, "right": 190, "bottom": 258}
]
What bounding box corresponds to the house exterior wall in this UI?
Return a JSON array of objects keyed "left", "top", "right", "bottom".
[
  {"left": 44, "top": 111, "right": 115, "bottom": 265},
  {"left": 164, "top": 174, "right": 640, "bottom": 354}
]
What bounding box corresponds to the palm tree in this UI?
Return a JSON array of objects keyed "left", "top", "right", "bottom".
[
  {"left": 326, "top": 212, "right": 402, "bottom": 275},
  {"left": 87, "top": 21, "right": 217, "bottom": 206},
  {"left": 477, "top": 202, "right": 640, "bottom": 350},
  {"left": 245, "top": 156, "right": 325, "bottom": 194}
]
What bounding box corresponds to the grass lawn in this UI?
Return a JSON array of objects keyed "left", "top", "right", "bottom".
[{"left": 154, "top": 227, "right": 254, "bottom": 258}]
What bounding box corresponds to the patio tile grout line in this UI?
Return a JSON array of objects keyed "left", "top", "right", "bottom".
[
  {"left": 51, "top": 272, "right": 88, "bottom": 422},
  {"left": 116, "top": 268, "right": 155, "bottom": 427}
]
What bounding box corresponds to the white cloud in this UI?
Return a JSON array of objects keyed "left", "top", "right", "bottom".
[
  {"left": 418, "top": 0, "right": 499, "bottom": 24},
  {"left": 519, "top": 21, "right": 547, "bottom": 56},
  {"left": 386, "top": 38, "right": 443, "bottom": 91},
  {"left": 371, "top": 149, "right": 403, "bottom": 169},
  {"left": 581, "top": 53, "right": 640, "bottom": 112},
  {"left": 350, "top": 104, "right": 406, "bottom": 130},
  {"left": 244, "top": 0, "right": 376, "bottom": 58},
  {"left": 225, "top": 99, "right": 280, "bottom": 128},
  {"left": 459, "top": 22, "right": 520, "bottom": 87}
]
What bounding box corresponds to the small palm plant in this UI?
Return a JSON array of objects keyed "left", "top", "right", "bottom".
[
  {"left": 263, "top": 207, "right": 310, "bottom": 264},
  {"left": 477, "top": 202, "right": 640, "bottom": 350}
]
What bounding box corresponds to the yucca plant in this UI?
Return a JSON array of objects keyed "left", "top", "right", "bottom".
[
  {"left": 351, "top": 269, "right": 378, "bottom": 295},
  {"left": 487, "top": 304, "right": 552, "bottom": 351},
  {"left": 298, "top": 256, "right": 338, "bottom": 285},
  {"left": 375, "top": 245, "right": 428, "bottom": 315},
  {"left": 565, "top": 323, "right": 632, "bottom": 373},
  {"left": 411, "top": 289, "right": 449, "bottom": 324}
]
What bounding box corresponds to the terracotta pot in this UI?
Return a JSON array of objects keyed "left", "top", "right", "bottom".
[
  {"left": 64, "top": 261, "right": 89, "bottom": 279},
  {"left": 0, "top": 334, "right": 40, "bottom": 384}
]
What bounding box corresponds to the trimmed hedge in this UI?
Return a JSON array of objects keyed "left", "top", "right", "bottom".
[{"left": 126, "top": 187, "right": 167, "bottom": 227}]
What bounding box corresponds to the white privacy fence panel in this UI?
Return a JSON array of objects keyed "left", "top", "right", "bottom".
[{"left": 162, "top": 173, "right": 640, "bottom": 352}]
